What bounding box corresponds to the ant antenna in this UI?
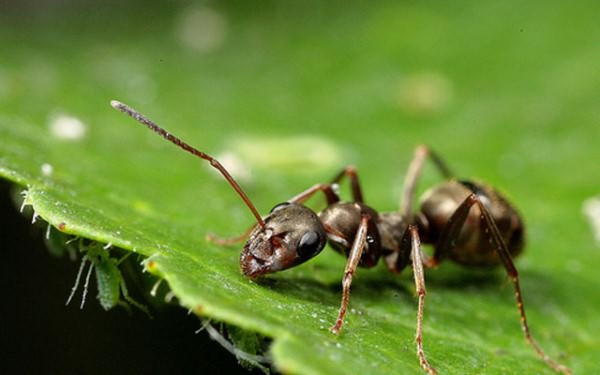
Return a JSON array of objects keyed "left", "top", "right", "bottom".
[{"left": 110, "top": 100, "right": 266, "bottom": 229}]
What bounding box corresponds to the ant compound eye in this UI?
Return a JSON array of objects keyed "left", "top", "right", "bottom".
[
  {"left": 270, "top": 202, "right": 291, "bottom": 213},
  {"left": 297, "top": 231, "right": 322, "bottom": 258}
]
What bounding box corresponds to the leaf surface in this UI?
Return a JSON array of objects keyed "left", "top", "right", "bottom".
[{"left": 1, "top": 1, "right": 599, "bottom": 373}]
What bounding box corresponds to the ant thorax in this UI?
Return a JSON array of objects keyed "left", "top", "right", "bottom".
[
  {"left": 319, "top": 202, "right": 381, "bottom": 268},
  {"left": 377, "top": 212, "right": 412, "bottom": 273}
]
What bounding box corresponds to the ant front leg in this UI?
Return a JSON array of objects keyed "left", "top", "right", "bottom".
[
  {"left": 435, "top": 194, "right": 571, "bottom": 375},
  {"left": 402, "top": 225, "right": 437, "bottom": 375},
  {"left": 329, "top": 214, "right": 370, "bottom": 334},
  {"left": 329, "top": 165, "right": 364, "bottom": 203},
  {"left": 209, "top": 183, "right": 339, "bottom": 245},
  {"left": 207, "top": 224, "right": 258, "bottom": 245},
  {"left": 288, "top": 183, "right": 340, "bottom": 205},
  {"left": 208, "top": 171, "right": 353, "bottom": 245},
  {"left": 400, "top": 145, "right": 454, "bottom": 219}
]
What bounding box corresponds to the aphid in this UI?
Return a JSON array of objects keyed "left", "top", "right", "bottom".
[
  {"left": 66, "top": 241, "right": 150, "bottom": 316},
  {"left": 111, "top": 100, "right": 570, "bottom": 374}
]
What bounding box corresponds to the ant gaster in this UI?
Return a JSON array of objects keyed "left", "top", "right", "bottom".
[{"left": 111, "top": 100, "right": 571, "bottom": 375}]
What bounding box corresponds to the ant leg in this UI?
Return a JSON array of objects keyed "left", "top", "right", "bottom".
[
  {"left": 400, "top": 145, "right": 454, "bottom": 219},
  {"left": 435, "top": 194, "right": 571, "bottom": 374},
  {"left": 330, "top": 214, "right": 370, "bottom": 334},
  {"left": 209, "top": 184, "right": 339, "bottom": 245},
  {"left": 403, "top": 225, "right": 437, "bottom": 375},
  {"left": 475, "top": 197, "right": 572, "bottom": 375},
  {"left": 288, "top": 183, "right": 340, "bottom": 205},
  {"left": 427, "top": 192, "right": 476, "bottom": 267},
  {"left": 330, "top": 165, "right": 364, "bottom": 203},
  {"left": 207, "top": 224, "right": 258, "bottom": 245}
]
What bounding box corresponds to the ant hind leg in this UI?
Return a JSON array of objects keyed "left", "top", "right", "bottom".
[
  {"left": 474, "top": 197, "right": 571, "bottom": 375},
  {"left": 434, "top": 193, "right": 571, "bottom": 374}
]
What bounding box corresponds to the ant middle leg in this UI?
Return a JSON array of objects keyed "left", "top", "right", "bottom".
[
  {"left": 403, "top": 225, "right": 437, "bottom": 375},
  {"left": 400, "top": 145, "right": 454, "bottom": 219}
]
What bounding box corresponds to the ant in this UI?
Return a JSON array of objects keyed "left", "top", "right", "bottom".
[{"left": 111, "top": 100, "right": 571, "bottom": 375}]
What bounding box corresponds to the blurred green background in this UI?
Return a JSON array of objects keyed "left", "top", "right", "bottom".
[{"left": 1, "top": 0, "right": 599, "bottom": 374}]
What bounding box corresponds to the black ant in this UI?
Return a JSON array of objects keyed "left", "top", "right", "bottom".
[{"left": 111, "top": 100, "right": 571, "bottom": 375}]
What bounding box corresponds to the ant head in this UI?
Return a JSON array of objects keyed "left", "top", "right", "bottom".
[
  {"left": 110, "top": 101, "right": 326, "bottom": 277},
  {"left": 240, "top": 202, "right": 326, "bottom": 278}
]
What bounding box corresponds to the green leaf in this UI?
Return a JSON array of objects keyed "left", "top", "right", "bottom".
[{"left": 1, "top": 1, "right": 599, "bottom": 374}]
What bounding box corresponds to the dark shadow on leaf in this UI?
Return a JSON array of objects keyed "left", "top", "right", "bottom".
[
  {"left": 258, "top": 268, "right": 415, "bottom": 306},
  {"left": 255, "top": 260, "right": 571, "bottom": 313},
  {"left": 424, "top": 264, "right": 505, "bottom": 290},
  {"left": 256, "top": 276, "right": 341, "bottom": 305}
]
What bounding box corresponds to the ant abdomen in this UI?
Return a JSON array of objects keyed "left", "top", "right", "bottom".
[{"left": 419, "top": 180, "right": 525, "bottom": 267}]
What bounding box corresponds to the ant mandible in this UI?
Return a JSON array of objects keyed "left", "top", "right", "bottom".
[{"left": 111, "top": 100, "right": 571, "bottom": 375}]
